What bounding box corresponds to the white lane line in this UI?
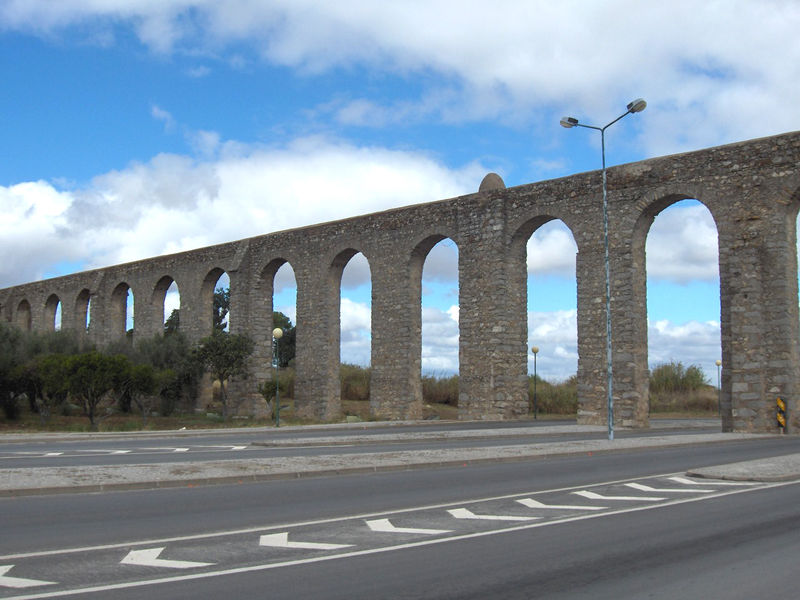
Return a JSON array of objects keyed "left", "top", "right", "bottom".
[
  {"left": 0, "top": 472, "right": 773, "bottom": 562},
  {"left": 668, "top": 476, "right": 761, "bottom": 486},
  {"left": 120, "top": 548, "right": 213, "bottom": 570},
  {"left": 6, "top": 481, "right": 795, "bottom": 600},
  {"left": 573, "top": 490, "right": 665, "bottom": 502},
  {"left": 448, "top": 508, "right": 538, "bottom": 522},
  {"left": 172, "top": 448, "right": 190, "bottom": 453},
  {"left": 259, "top": 533, "right": 353, "bottom": 551},
  {"left": 0, "top": 565, "right": 55, "bottom": 589},
  {"left": 366, "top": 519, "right": 451, "bottom": 535},
  {"left": 43, "top": 453, "right": 63, "bottom": 457},
  {"left": 625, "top": 482, "right": 714, "bottom": 494},
  {"left": 516, "top": 498, "right": 606, "bottom": 511}
]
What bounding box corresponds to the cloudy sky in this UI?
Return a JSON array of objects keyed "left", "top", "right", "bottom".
[{"left": 1, "top": 0, "right": 799, "bottom": 383}]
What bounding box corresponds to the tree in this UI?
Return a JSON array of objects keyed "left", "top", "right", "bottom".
[
  {"left": 213, "top": 286, "right": 230, "bottom": 332},
  {"left": 164, "top": 308, "right": 180, "bottom": 336},
  {"left": 117, "top": 362, "right": 160, "bottom": 426},
  {"left": 66, "top": 352, "right": 129, "bottom": 430},
  {"left": 15, "top": 354, "right": 70, "bottom": 425},
  {"left": 0, "top": 322, "right": 26, "bottom": 419},
  {"left": 273, "top": 311, "right": 296, "bottom": 368},
  {"left": 195, "top": 331, "right": 254, "bottom": 420}
]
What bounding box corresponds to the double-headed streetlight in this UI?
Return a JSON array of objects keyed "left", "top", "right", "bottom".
[
  {"left": 272, "top": 327, "right": 284, "bottom": 427},
  {"left": 560, "top": 98, "right": 647, "bottom": 441}
]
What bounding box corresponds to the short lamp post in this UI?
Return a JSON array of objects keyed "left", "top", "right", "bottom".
[
  {"left": 531, "top": 346, "right": 539, "bottom": 419},
  {"left": 272, "top": 327, "right": 284, "bottom": 427},
  {"left": 715, "top": 359, "right": 722, "bottom": 418},
  {"left": 560, "top": 98, "right": 647, "bottom": 441}
]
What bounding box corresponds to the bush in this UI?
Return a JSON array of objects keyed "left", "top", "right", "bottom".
[
  {"left": 340, "top": 364, "right": 370, "bottom": 401},
  {"left": 422, "top": 374, "right": 459, "bottom": 406},
  {"left": 649, "top": 361, "right": 709, "bottom": 393},
  {"left": 528, "top": 375, "right": 577, "bottom": 415}
]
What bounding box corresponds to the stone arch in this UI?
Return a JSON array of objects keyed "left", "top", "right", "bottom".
[
  {"left": 509, "top": 215, "right": 579, "bottom": 416},
  {"left": 408, "top": 234, "right": 459, "bottom": 414},
  {"left": 75, "top": 289, "right": 91, "bottom": 331},
  {"left": 631, "top": 192, "right": 721, "bottom": 423},
  {"left": 152, "top": 275, "right": 180, "bottom": 331},
  {"left": 110, "top": 282, "right": 133, "bottom": 337},
  {"left": 200, "top": 267, "right": 227, "bottom": 334},
  {"left": 45, "top": 293, "right": 62, "bottom": 331},
  {"left": 16, "top": 299, "right": 32, "bottom": 331}
]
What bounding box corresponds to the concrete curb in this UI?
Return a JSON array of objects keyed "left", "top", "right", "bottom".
[
  {"left": 687, "top": 452, "right": 800, "bottom": 482},
  {"left": 1, "top": 432, "right": 784, "bottom": 497}
]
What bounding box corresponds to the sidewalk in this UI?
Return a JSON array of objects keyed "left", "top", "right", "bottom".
[{"left": 2, "top": 422, "right": 798, "bottom": 497}]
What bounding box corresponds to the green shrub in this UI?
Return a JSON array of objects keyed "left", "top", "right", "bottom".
[
  {"left": 649, "top": 361, "right": 709, "bottom": 393},
  {"left": 340, "top": 364, "right": 370, "bottom": 401},
  {"left": 422, "top": 373, "right": 459, "bottom": 406},
  {"left": 528, "top": 375, "right": 577, "bottom": 415}
]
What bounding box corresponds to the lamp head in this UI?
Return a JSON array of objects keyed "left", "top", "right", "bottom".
[
  {"left": 627, "top": 98, "right": 647, "bottom": 113},
  {"left": 560, "top": 116, "right": 578, "bottom": 128},
  {"left": 531, "top": 346, "right": 539, "bottom": 354},
  {"left": 272, "top": 328, "right": 284, "bottom": 339}
]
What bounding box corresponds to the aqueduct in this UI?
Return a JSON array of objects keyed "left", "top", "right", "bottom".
[{"left": 2, "top": 131, "right": 799, "bottom": 433}]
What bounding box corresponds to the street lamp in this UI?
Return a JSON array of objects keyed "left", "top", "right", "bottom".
[
  {"left": 531, "top": 346, "right": 539, "bottom": 419},
  {"left": 715, "top": 359, "right": 722, "bottom": 418},
  {"left": 560, "top": 98, "right": 646, "bottom": 441},
  {"left": 272, "top": 327, "right": 284, "bottom": 427}
]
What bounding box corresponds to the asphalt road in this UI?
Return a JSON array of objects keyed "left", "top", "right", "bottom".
[
  {"left": 1, "top": 435, "right": 798, "bottom": 599},
  {"left": 0, "top": 420, "right": 720, "bottom": 469}
]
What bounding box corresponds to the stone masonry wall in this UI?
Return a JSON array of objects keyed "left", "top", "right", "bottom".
[{"left": 2, "top": 131, "right": 799, "bottom": 433}]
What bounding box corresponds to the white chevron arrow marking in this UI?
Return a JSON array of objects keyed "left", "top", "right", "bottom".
[
  {"left": 120, "top": 547, "right": 213, "bottom": 569},
  {"left": 516, "top": 498, "right": 607, "bottom": 511},
  {"left": 0, "top": 565, "right": 55, "bottom": 589},
  {"left": 448, "top": 508, "right": 538, "bottom": 522},
  {"left": 625, "top": 482, "right": 714, "bottom": 493},
  {"left": 366, "top": 518, "right": 451, "bottom": 535},
  {"left": 259, "top": 532, "right": 354, "bottom": 550},
  {"left": 669, "top": 476, "right": 760, "bottom": 486},
  {"left": 573, "top": 490, "right": 665, "bottom": 502}
]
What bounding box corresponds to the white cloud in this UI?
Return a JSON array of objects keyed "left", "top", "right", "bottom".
[
  {"left": 526, "top": 221, "right": 577, "bottom": 277},
  {"left": 528, "top": 309, "right": 578, "bottom": 381},
  {"left": 648, "top": 318, "right": 721, "bottom": 384},
  {"left": 3, "top": 2, "right": 799, "bottom": 155},
  {"left": 0, "top": 136, "right": 482, "bottom": 288},
  {"left": 646, "top": 202, "right": 719, "bottom": 283}
]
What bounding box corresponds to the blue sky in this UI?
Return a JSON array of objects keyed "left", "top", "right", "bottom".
[{"left": 1, "top": 1, "right": 799, "bottom": 384}]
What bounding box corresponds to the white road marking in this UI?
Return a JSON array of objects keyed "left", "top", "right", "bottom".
[
  {"left": 668, "top": 476, "right": 761, "bottom": 486},
  {"left": 448, "top": 508, "right": 538, "bottom": 522},
  {"left": 0, "top": 472, "right": 776, "bottom": 563},
  {"left": 5, "top": 480, "right": 796, "bottom": 600},
  {"left": 43, "top": 453, "right": 63, "bottom": 457},
  {"left": 172, "top": 448, "right": 190, "bottom": 453},
  {"left": 120, "top": 548, "right": 213, "bottom": 569},
  {"left": 0, "top": 565, "right": 55, "bottom": 589},
  {"left": 573, "top": 490, "right": 665, "bottom": 502},
  {"left": 516, "top": 498, "right": 606, "bottom": 511},
  {"left": 366, "top": 519, "right": 451, "bottom": 535},
  {"left": 625, "top": 482, "right": 714, "bottom": 493},
  {"left": 259, "top": 533, "right": 353, "bottom": 551}
]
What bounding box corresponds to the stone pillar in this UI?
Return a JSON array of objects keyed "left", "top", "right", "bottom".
[
  {"left": 458, "top": 200, "right": 528, "bottom": 420},
  {"left": 369, "top": 250, "right": 423, "bottom": 420},
  {"left": 293, "top": 260, "right": 341, "bottom": 421},
  {"left": 718, "top": 190, "right": 800, "bottom": 432}
]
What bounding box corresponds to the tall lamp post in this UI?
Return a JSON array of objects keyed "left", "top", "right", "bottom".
[
  {"left": 560, "top": 98, "right": 647, "bottom": 441},
  {"left": 715, "top": 359, "right": 722, "bottom": 418},
  {"left": 531, "top": 346, "right": 539, "bottom": 419},
  {"left": 272, "top": 327, "right": 284, "bottom": 427}
]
